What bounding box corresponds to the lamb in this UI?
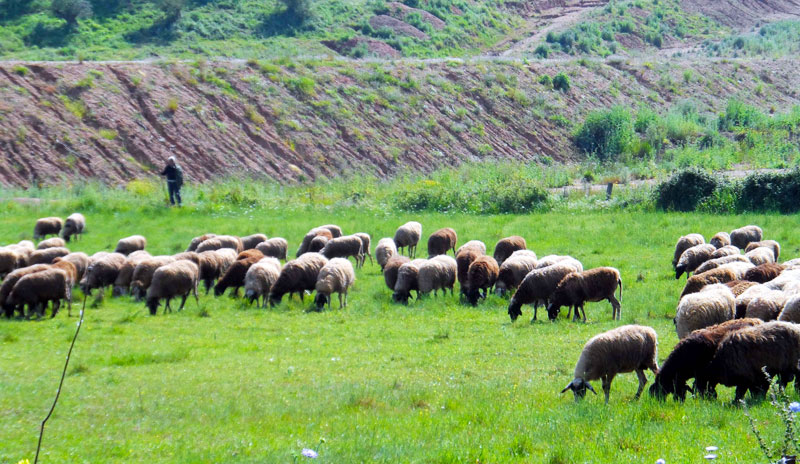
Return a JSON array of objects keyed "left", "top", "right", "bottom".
[
  {"left": 561, "top": 325, "right": 659, "bottom": 404},
  {"left": 196, "top": 235, "right": 243, "bottom": 254},
  {"left": 255, "top": 238, "right": 289, "bottom": 261},
  {"left": 508, "top": 261, "right": 584, "bottom": 322},
  {"left": 112, "top": 250, "right": 153, "bottom": 297},
  {"left": 680, "top": 268, "right": 738, "bottom": 298},
  {"left": 649, "top": 318, "right": 763, "bottom": 401},
  {"left": 694, "top": 255, "right": 750, "bottom": 275},
  {"left": 8, "top": 268, "right": 71, "bottom": 318},
  {"left": 320, "top": 235, "right": 364, "bottom": 268},
  {"left": 725, "top": 280, "right": 758, "bottom": 297},
  {"left": 314, "top": 258, "right": 356, "bottom": 310},
  {"left": 394, "top": 221, "right": 422, "bottom": 258},
  {"left": 778, "top": 295, "right": 800, "bottom": 323},
  {"left": 710, "top": 232, "right": 731, "bottom": 249},
  {"left": 674, "top": 284, "right": 735, "bottom": 339},
  {"left": 745, "top": 240, "right": 781, "bottom": 261},
  {"left": 145, "top": 260, "right": 200, "bottom": 315},
  {"left": 675, "top": 244, "right": 716, "bottom": 279},
  {"left": 744, "top": 290, "right": 788, "bottom": 321},
  {"left": 710, "top": 245, "right": 740, "bottom": 259},
  {"left": 456, "top": 247, "right": 483, "bottom": 296},
  {"left": 427, "top": 228, "right": 457, "bottom": 257},
  {"left": 383, "top": 255, "right": 410, "bottom": 292},
  {"left": 80, "top": 252, "right": 127, "bottom": 298},
  {"left": 296, "top": 227, "right": 334, "bottom": 257},
  {"left": 730, "top": 225, "right": 763, "bottom": 249},
  {"left": 746, "top": 246, "right": 777, "bottom": 266},
  {"left": 36, "top": 237, "right": 66, "bottom": 250},
  {"left": 244, "top": 257, "right": 282, "bottom": 307},
  {"left": 269, "top": 253, "right": 329, "bottom": 305},
  {"left": 456, "top": 240, "right": 486, "bottom": 256},
  {"left": 547, "top": 267, "right": 623, "bottom": 321},
  {"left": 392, "top": 259, "right": 427, "bottom": 304},
  {"left": 672, "top": 233, "right": 705, "bottom": 269},
  {"left": 29, "top": 247, "right": 70, "bottom": 265},
  {"left": 129, "top": 256, "right": 175, "bottom": 300},
  {"left": 0, "top": 264, "right": 51, "bottom": 317},
  {"left": 493, "top": 236, "right": 527, "bottom": 266},
  {"left": 308, "top": 235, "right": 329, "bottom": 253},
  {"left": 33, "top": 217, "right": 63, "bottom": 240},
  {"left": 187, "top": 233, "right": 217, "bottom": 252},
  {"left": 214, "top": 252, "right": 263, "bottom": 297},
  {"left": 197, "top": 250, "right": 238, "bottom": 294},
  {"left": 114, "top": 235, "right": 147, "bottom": 255},
  {"left": 707, "top": 321, "right": 800, "bottom": 401},
  {"left": 464, "top": 256, "right": 499, "bottom": 306},
  {"left": 744, "top": 263, "right": 785, "bottom": 284},
  {"left": 417, "top": 255, "right": 457, "bottom": 297},
  {"left": 495, "top": 251, "right": 539, "bottom": 296},
  {"left": 354, "top": 233, "right": 373, "bottom": 266},
  {"left": 60, "top": 213, "right": 85, "bottom": 242},
  {"left": 241, "top": 233, "right": 268, "bottom": 250},
  {"left": 375, "top": 238, "right": 397, "bottom": 271}
]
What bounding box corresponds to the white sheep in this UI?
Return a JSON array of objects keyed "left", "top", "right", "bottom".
[
  {"left": 745, "top": 290, "right": 789, "bottom": 321},
  {"left": 674, "top": 284, "right": 735, "bottom": 339},
  {"left": 375, "top": 238, "right": 397, "bottom": 271},
  {"left": 417, "top": 255, "right": 457, "bottom": 297},
  {"left": 495, "top": 251, "right": 539, "bottom": 296},
  {"left": 394, "top": 221, "right": 422, "bottom": 258},
  {"left": 244, "top": 257, "right": 282, "bottom": 308},
  {"left": 114, "top": 235, "right": 147, "bottom": 255},
  {"left": 746, "top": 246, "right": 776, "bottom": 266},
  {"left": 778, "top": 295, "right": 800, "bottom": 323},
  {"left": 675, "top": 244, "right": 716, "bottom": 279},
  {"left": 145, "top": 260, "right": 199, "bottom": 315},
  {"left": 456, "top": 240, "right": 486, "bottom": 256},
  {"left": 694, "top": 255, "right": 750, "bottom": 275},
  {"left": 672, "top": 233, "right": 705, "bottom": 269},
  {"left": 314, "top": 258, "right": 356, "bottom": 310},
  {"left": 710, "top": 245, "right": 740, "bottom": 259},
  {"left": 561, "top": 325, "right": 659, "bottom": 404}
]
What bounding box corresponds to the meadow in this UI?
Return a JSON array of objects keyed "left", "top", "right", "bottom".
[{"left": 1, "top": 195, "right": 799, "bottom": 463}]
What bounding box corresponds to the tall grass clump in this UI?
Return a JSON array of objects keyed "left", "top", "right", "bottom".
[{"left": 574, "top": 106, "right": 635, "bottom": 162}]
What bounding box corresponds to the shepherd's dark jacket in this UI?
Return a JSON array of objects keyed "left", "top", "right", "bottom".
[{"left": 161, "top": 165, "right": 180, "bottom": 183}]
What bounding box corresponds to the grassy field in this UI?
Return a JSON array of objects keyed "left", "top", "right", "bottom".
[{"left": 1, "top": 201, "right": 799, "bottom": 463}]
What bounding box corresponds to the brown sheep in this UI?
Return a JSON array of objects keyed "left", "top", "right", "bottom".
[
  {"left": 710, "top": 245, "right": 740, "bottom": 259},
  {"left": 394, "top": 221, "right": 422, "bottom": 258},
  {"left": 724, "top": 280, "right": 759, "bottom": 297},
  {"left": 145, "top": 260, "right": 200, "bottom": 315},
  {"left": 241, "top": 233, "right": 268, "bottom": 250},
  {"left": 744, "top": 263, "right": 785, "bottom": 284},
  {"left": 187, "top": 233, "right": 217, "bottom": 252},
  {"left": 214, "top": 253, "right": 263, "bottom": 297},
  {"left": 33, "top": 217, "right": 63, "bottom": 240},
  {"left": 710, "top": 232, "right": 731, "bottom": 249},
  {"left": 236, "top": 249, "right": 265, "bottom": 261},
  {"left": 672, "top": 233, "right": 705, "bottom": 269},
  {"left": 354, "top": 232, "right": 373, "bottom": 267},
  {"left": 319, "top": 224, "right": 343, "bottom": 238},
  {"left": 495, "top": 250, "right": 539, "bottom": 296},
  {"left": 37, "top": 237, "right": 66, "bottom": 250},
  {"left": 745, "top": 240, "right": 781, "bottom": 261},
  {"left": 8, "top": 268, "right": 71, "bottom": 318},
  {"left": 51, "top": 258, "right": 78, "bottom": 289},
  {"left": 112, "top": 250, "right": 153, "bottom": 297},
  {"left": 730, "top": 225, "right": 763, "bottom": 250},
  {"left": 456, "top": 247, "right": 483, "bottom": 296},
  {"left": 296, "top": 227, "right": 334, "bottom": 257},
  {"left": 321, "top": 235, "right": 364, "bottom": 268},
  {"left": 680, "top": 267, "right": 738, "bottom": 298},
  {"left": 427, "top": 228, "right": 457, "bottom": 257},
  {"left": 0, "top": 248, "right": 20, "bottom": 279},
  {"left": 308, "top": 235, "right": 329, "bottom": 253},
  {"left": 256, "top": 238, "right": 289, "bottom": 261},
  {"left": 314, "top": 258, "right": 356, "bottom": 310},
  {"left": 197, "top": 250, "right": 234, "bottom": 294},
  {"left": 269, "top": 253, "right": 329, "bottom": 305},
  {"left": 493, "top": 236, "right": 526, "bottom": 266},
  {"left": 547, "top": 267, "right": 623, "bottom": 322},
  {"left": 172, "top": 252, "right": 200, "bottom": 265},
  {"left": 465, "top": 256, "right": 499, "bottom": 306},
  {"left": 392, "top": 259, "right": 427, "bottom": 304},
  {"left": 81, "top": 252, "right": 127, "bottom": 298},
  {"left": 29, "top": 247, "right": 70, "bottom": 265},
  {"left": 58, "top": 252, "right": 89, "bottom": 282},
  {"left": 1, "top": 264, "right": 51, "bottom": 317},
  {"left": 114, "top": 235, "right": 147, "bottom": 255},
  {"left": 383, "top": 255, "right": 410, "bottom": 292},
  {"left": 61, "top": 213, "right": 86, "bottom": 242},
  {"left": 130, "top": 256, "right": 175, "bottom": 300},
  {"left": 196, "top": 235, "right": 243, "bottom": 254},
  {"left": 675, "top": 244, "right": 716, "bottom": 279}
]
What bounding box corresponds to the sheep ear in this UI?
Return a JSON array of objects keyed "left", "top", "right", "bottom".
[{"left": 560, "top": 381, "right": 574, "bottom": 394}]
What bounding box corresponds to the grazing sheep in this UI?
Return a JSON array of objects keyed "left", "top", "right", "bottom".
[
  {"left": 426, "top": 228, "right": 456, "bottom": 258},
  {"left": 375, "top": 238, "right": 397, "bottom": 271},
  {"left": 744, "top": 263, "right": 785, "bottom": 284},
  {"left": 456, "top": 240, "right": 487, "bottom": 256},
  {"left": 746, "top": 246, "right": 777, "bottom": 266},
  {"left": 172, "top": 251, "right": 200, "bottom": 265},
  {"left": 269, "top": 253, "right": 329, "bottom": 305},
  {"left": 0, "top": 264, "right": 51, "bottom": 317},
  {"left": 508, "top": 261, "right": 584, "bottom": 322},
  {"left": 214, "top": 252, "right": 263, "bottom": 297},
  {"left": 80, "top": 252, "right": 128, "bottom": 298},
  {"left": 394, "top": 221, "right": 422, "bottom": 258},
  {"left": 197, "top": 250, "right": 234, "bottom": 294},
  {"left": 745, "top": 240, "right": 781, "bottom": 261},
  {"left": 547, "top": 267, "right": 623, "bottom": 322},
  {"left": 730, "top": 225, "right": 763, "bottom": 249},
  {"left": 296, "top": 227, "right": 334, "bottom": 257},
  {"left": 725, "top": 280, "right": 759, "bottom": 297},
  {"left": 236, "top": 249, "right": 265, "bottom": 261},
  {"left": 674, "top": 284, "right": 735, "bottom": 339},
  {"left": 29, "top": 247, "right": 70, "bottom": 265},
  {"left": 8, "top": 268, "right": 71, "bottom": 318},
  {"left": 707, "top": 321, "right": 800, "bottom": 401},
  {"left": 319, "top": 224, "right": 343, "bottom": 238},
  {"left": 244, "top": 257, "right": 282, "bottom": 307},
  {"left": 0, "top": 248, "right": 19, "bottom": 278},
  {"left": 383, "top": 255, "right": 410, "bottom": 292},
  {"left": 676, "top": 244, "right": 716, "bottom": 279},
  {"left": 764, "top": 269, "right": 800, "bottom": 291},
  {"left": 61, "top": 213, "right": 86, "bottom": 242},
  {"left": 57, "top": 253, "right": 88, "bottom": 281},
  {"left": 735, "top": 284, "right": 770, "bottom": 318},
  {"left": 456, "top": 248, "right": 484, "bottom": 296},
  {"left": 33, "top": 217, "right": 63, "bottom": 240},
  {"left": 255, "top": 238, "right": 289, "bottom": 261},
  {"left": 561, "top": 325, "right": 659, "bottom": 404},
  {"left": 314, "top": 258, "right": 356, "bottom": 310},
  {"left": 187, "top": 233, "right": 217, "bottom": 252},
  {"left": 717, "top": 261, "right": 755, "bottom": 280},
  {"left": 145, "top": 260, "right": 200, "bottom": 315},
  {"left": 649, "top": 318, "right": 763, "bottom": 401},
  {"left": 465, "top": 256, "right": 500, "bottom": 306},
  {"left": 354, "top": 233, "right": 373, "bottom": 267},
  {"left": 112, "top": 250, "right": 153, "bottom": 297},
  {"left": 694, "top": 255, "right": 750, "bottom": 275},
  {"left": 114, "top": 235, "right": 147, "bottom": 255},
  {"left": 710, "top": 232, "right": 731, "bottom": 249},
  {"left": 493, "top": 236, "right": 527, "bottom": 266},
  {"left": 495, "top": 251, "right": 539, "bottom": 296},
  {"left": 308, "top": 235, "right": 329, "bottom": 253},
  {"left": 196, "top": 235, "right": 243, "bottom": 254},
  {"left": 5, "top": 241, "right": 34, "bottom": 268},
  {"left": 680, "top": 268, "right": 738, "bottom": 298},
  {"left": 89, "top": 251, "right": 109, "bottom": 264},
  {"left": 672, "top": 233, "right": 705, "bottom": 269},
  {"left": 321, "top": 235, "right": 364, "bottom": 268},
  {"left": 778, "top": 295, "right": 800, "bottom": 323},
  {"left": 784, "top": 258, "right": 800, "bottom": 270},
  {"left": 744, "top": 290, "right": 788, "bottom": 321},
  {"left": 417, "top": 255, "right": 457, "bottom": 297},
  {"left": 535, "top": 255, "right": 583, "bottom": 271},
  {"left": 241, "top": 233, "right": 268, "bottom": 250},
  {"left": 393, "top": 259, "right": 427, "bottom": 304},
  {"left": 36, "top": 237, "right": 66, "bottom": 250},
  {"left": 711, "top": 245, "right": 740, "bottom": 259},
  {"left": 129, "top": 256, "right": 175, "bottom": 300},
  {"left": 51, "top": 259, "right": 78, "bottom": 290}
]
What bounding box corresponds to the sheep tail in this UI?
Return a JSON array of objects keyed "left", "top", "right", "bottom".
[{"left": 618, "top": 278, "right": 623, "bottom": 302}]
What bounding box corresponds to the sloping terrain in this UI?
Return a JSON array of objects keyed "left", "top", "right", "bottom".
[
  {"left": 1, "top": 58, "right": 799, "bottom": 187},
  {"left": 681, "top": 0, "right": 800, "bottom": 28}
]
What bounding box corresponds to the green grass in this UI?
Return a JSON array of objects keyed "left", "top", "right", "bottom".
[{"left": 1, "top": 199, "right": 800, "bottom": 462}]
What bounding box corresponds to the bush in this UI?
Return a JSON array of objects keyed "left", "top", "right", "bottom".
[
  {"left": 51, "top": 0, "right": 92, "bottom": 25},
  {"left": 574, "top": 106, "right": 635, "bottom": 162},
  {"left": 534, "top": 45, "right": 549, "bottom": 58},
  {"left": 738, "top": 170, "right": 800, "bottom": 213},
  {"left": 552, "top": 72, "right": 570, "bottom": 92},
  {"left": 279, "top": 0, "right": 312, "bottom": 24},
  {"left": 655, "top": 169, "right": 720, "bottom": 211},
  {"left": 718, "top": 99, "right": 765, "bottom": 131}
]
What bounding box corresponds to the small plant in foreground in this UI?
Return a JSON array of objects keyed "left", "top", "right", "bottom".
[{"left": 742, "top": 372, "right": 800, "bottom": 463}]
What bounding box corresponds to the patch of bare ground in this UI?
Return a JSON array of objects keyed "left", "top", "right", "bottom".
[
  {"left": 681, "top": 0, "right": 800, "bottom": 28},
  {"left": 368, "top": 15, "right": 429, "bottom": 40}
]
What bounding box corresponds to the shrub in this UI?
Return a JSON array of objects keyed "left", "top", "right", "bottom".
[
  {"left": 574, "top": 106, "right": 635, "bottom": 162},
  {"left": 279, "top": 0, "right": 312, "bottom": 24},
  {"left": 538, "top": 74, "right": 552, "bottom": 87},
  {"left": 552, "top": 72, "right": 570, "bottom": 92},
  {"left": 51, "top": 0, "right": 92, "bottom": 26},
  {"left": 718, "top": 99, "right": 765, "bottom": 131},
  {"left": 738, "top": 170, "right": 800, "bottom": 213},
  {"left": 655, "top": 169, "right": 719, "bottom": 211},
  {"left": 534, "top": 45, "right": 549, "bottom": 58}
]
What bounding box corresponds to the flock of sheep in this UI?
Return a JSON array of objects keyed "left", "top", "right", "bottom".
[{"left": 4, "top": 215, "right": 800, "bottom": 404}]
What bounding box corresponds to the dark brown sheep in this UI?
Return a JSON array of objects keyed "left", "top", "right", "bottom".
[
  {"left": 308, "top": 235, "right": 329, "bottom": 253},
  {"left": 709, "top": 232, "right": 731, "bottom": 249},
  {"left": 241, "top": 233, "right": 268, "bottom": 250},
  {"left": 268, "top": 253, "right": 329, "bottom": 305},
  {"left": 672, "top": 233, "right": 704, "bottom": 270},
  {"left": 81, "top": 252, "right": 127, "bottom": 298},
  {"left": 29, "top": 247, "right": 70, "bottom": 265},
  {"left": 456, "top": 248, "right": 483, "bottom": 296},
  {"left": 256, "top": 238, "right": 289, "bottom": 261},
  {"left": 197, "top": 250, "right": 236, "bottom": 294},
  {"left": 321, "top": 235, "right": 363, "bottom": 267},
  {"left": 236, "top": 249, "right": 265, "bottom": 261},
  {"left": 214, "top": 253, "right": 263, "bottom": 297},
  {"left": 675, "top": 244, "right": 716, "bottom": 279},
  {"left": 33, "top": 217, "right": 63, "bottom": 240},
  {"left": 146, "top": 260, "right": 200, "bottom": 315},
  {"left": 730, "top": 225, "right": 763, "bottom": 250},
  {"left": 744, "top": 263, "right": 785, "bottom": 284},
  {"left": 507, "top": 261, "right": 583, "bottom": 322},
  {"left": 1, "top": 264, "right": 51, "bottom": 317},
  {"left": 392, "top": 259, "right": 427, "bottom": 304},
  {"left": 493, "top": 236, "right": 526, "bottom": 266},
  {"left": 427, "top": 228, "right": 457, "bottom": 257},
  {"left": 196, "top": 235, "right": 243, "bottom": 254},
  {"left": 61, "top": 213, "right": 86, "bottom": 242},
  {"left": 465, "top": 256, "right": 499, "bottom": 306},
  {"left": 383, "top": 255, "right": 410, "bottom": 292},
  {"left": 112, "top": 250, "right": 153, "bottom": 297},
  {"left": 130, "top": 256, "right": 175, "bottom": 300},
  {"left": 187, "top": 233, "right": 217, "bottom": 252},
  {"left": 297, "top": 228, "right": 334, "bottom": 257},
  {"left": 8, "top": 268, "right": 71, "bottom": 318},
  {"left": 680, "top": 268, "right": 738, "bottom": 298},
  {"left": 547, "top": 267, "right": 622, "bottom": 322}
]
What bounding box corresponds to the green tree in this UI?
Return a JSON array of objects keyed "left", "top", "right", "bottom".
[
  {"left": 0, "top": 0, "right": 34, "bottom": 20},
  {"left": 159, "top": 0, "right": 185, "bottom": 22},
  {"left": 574, "top": 105, "right": 635, "bottom": 162},
  {"left": 51, "top": 0, "right": 93, "bottom": 26},
  {"left": 279, "top": 0, "right": 311, "bottom": 23}
]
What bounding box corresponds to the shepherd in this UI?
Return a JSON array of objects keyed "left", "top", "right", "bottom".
[{"left": 160, "top": 156, "right": 184, "bottom": 206}]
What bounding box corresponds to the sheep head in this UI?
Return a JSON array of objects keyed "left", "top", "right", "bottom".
[
  {"left": 560, "top": 378, "right": 596, "bottom": 400},
  {"left": 314, "top": 293, "right": 329, "bottom": 311}
]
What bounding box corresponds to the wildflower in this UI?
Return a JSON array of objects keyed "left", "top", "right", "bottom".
[
  {"left": 301, "top": 448, "right": 318, "bottom": 459},
  {"left": 705, "top": 446, "right": 718, "bottom": 452},
  {"left": 656, "top": 459, "right": 665, "bottom": 464},
  {"left": 704, "top": 454, "right": 717, "bottom": 460},
  {"left": 790, "top": 402, "right": 800, "bottom": 413}
]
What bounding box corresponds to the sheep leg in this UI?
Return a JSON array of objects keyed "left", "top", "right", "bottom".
[
  {"left": 733, "top": 385, "right": 748, "bottom": 403},
  {"left": 634, "top": 369, "right": 648, "bottom": 399},
  {"left": 367, "top": 252, "right": 373, "bottom": 265},
  {"left": 580, "top": 304, "right": 587, "bottom": 323},
  {"left": 338, "top": 292, "right": 343, "bottom": 309},
  {"left": 608, "top": 295, "right": 621, "bottom": 320},
  {"left": 602, "top": 375, "right": 613, "bottom": 404},
  {"left": 165, "top": 298, "right": 172, "bottom": 314},
  {"left": 193, "top": 285, "right": 200, "bottom": 307},
  {"left": 178, "top": 294, "right": 188, "bottom": 311}
]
